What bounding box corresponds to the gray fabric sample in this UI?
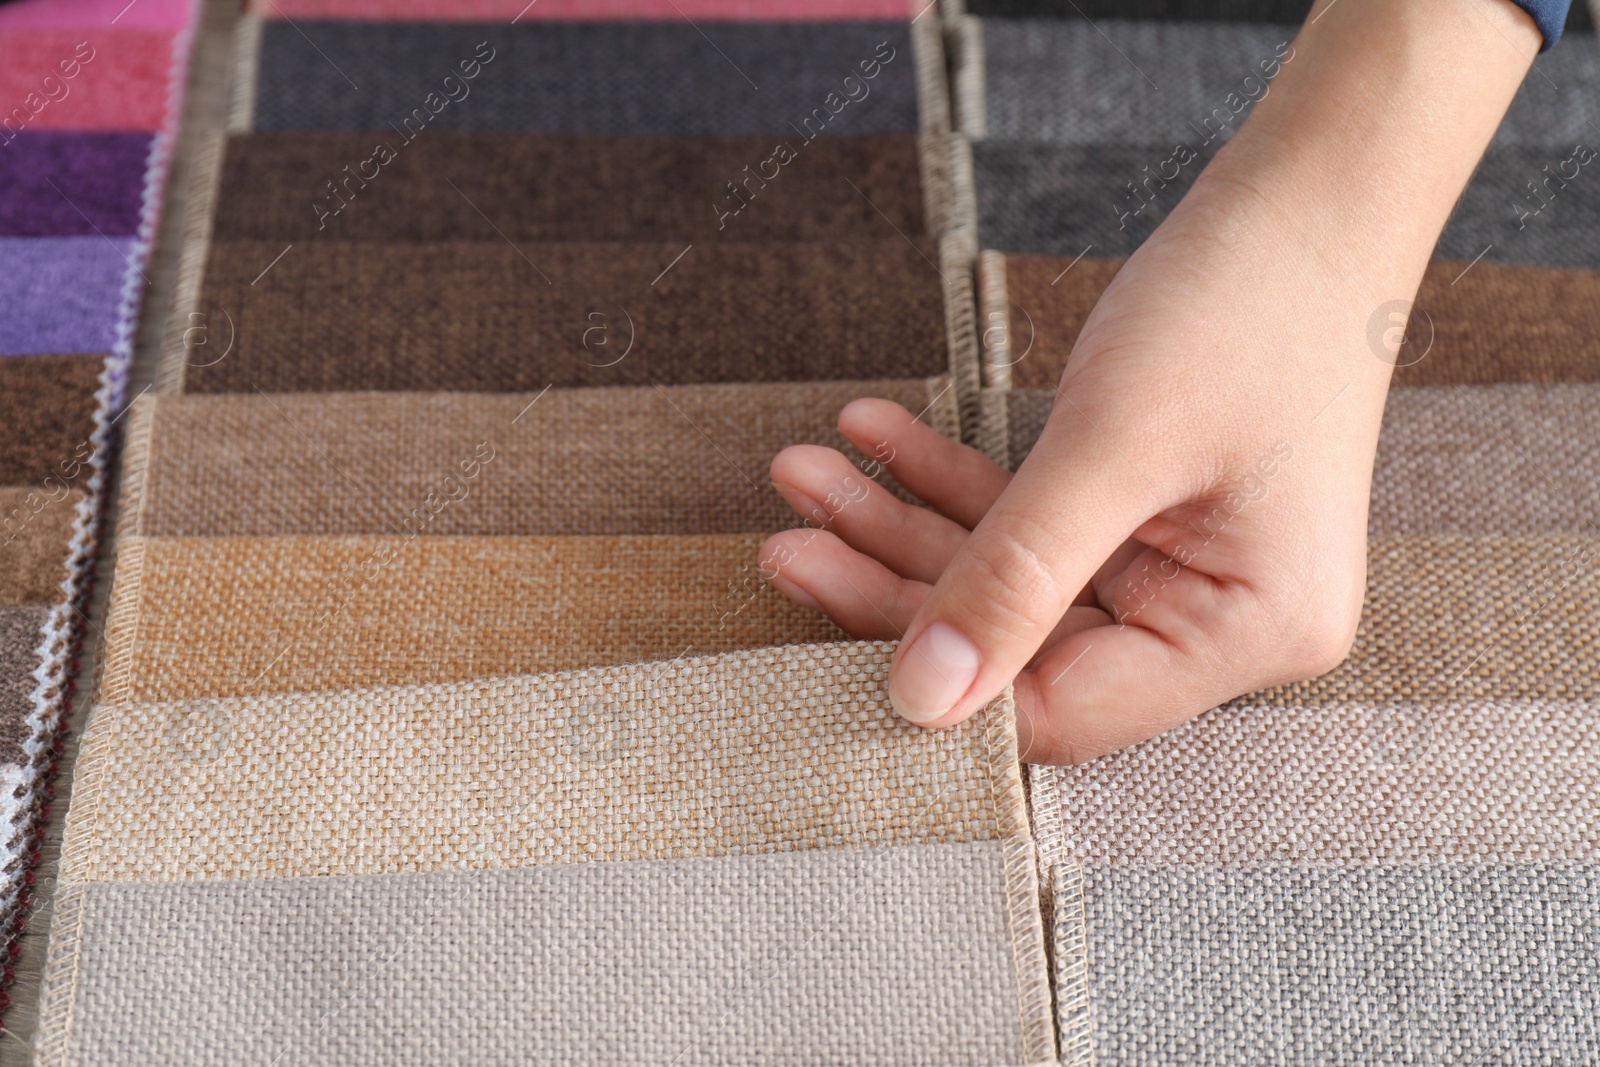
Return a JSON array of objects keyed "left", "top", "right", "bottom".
[
  {"left": 255, "top": 21, "right": 918, "bottom": 135},
  {"left": 1082, "top": 864, "right": 1600, "bottom": 1066},
  {"left": 1000, "top": 384, "right": 1600, "bottom": 535},
  {"left": 0, "top": 607, "right": 49, "bottom": 764},
  {"left": 60, "top": 841, "right": 1033, "bottom": 1067},
  {"left": 982, "top": 20, "right": 1292, "bottom": 146},
  {"left": 975, "top": 140, "right": 1600, "bottom": 267},
  {"left": 980, "top": 20, "right": 1600, "bottom": 151}
]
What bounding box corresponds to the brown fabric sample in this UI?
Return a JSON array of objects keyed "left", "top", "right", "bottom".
[
  {"left": 0, "top": 487, "right": 83, "bottom": 606},
  {"left": 127, "top": 379, "right": 958, "bottom": 537},
  {"left": 997, "top": 384, "right": 1600, "bottom": 536},
  {"left": 64, "top": 642, "right": 1022, "bottom": 882},
  {"left": 98, "top": 534, "right": 844, "bottom": 704},
  {"left": 0, "top": 355, "right": 104, "bottom": 489},
  {"left": 212, "top": 133, "right": 930, "bottom": 244},
  {"left": 185, "top": 241, "right": 948, "bottom": 392},
  {"left": 996, "top": 255, "right": 1600, "bottom": 389},
  {"left": 0, "top": 607, "right": 49, "bottom": 767}
]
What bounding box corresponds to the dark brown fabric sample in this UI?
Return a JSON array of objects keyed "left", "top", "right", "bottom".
[
  {"left": 186, "top": 240, "right": 947, "bottom": 393},
  {"left": 999, "top": 255, "right": 1600, "bottom": 389},
  {"left": 0, "top": 355, "right": 104, "bottom": 489},
  {"left": 0, "top": 606, "right": 49, "bottom": 767},
  {"left": 0, "top": 487, "right": 81, "bottom": 606},
  {"left": 212, "top": 133, "right": 929, "bottom": 244},
  {"left": 130, "top": 379, "right": 959, "bottom": 537}
]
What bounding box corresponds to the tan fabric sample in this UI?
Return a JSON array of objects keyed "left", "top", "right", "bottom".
[
  {"left": 126, "top": 378, "right": 958, "bottom": 537},
  {"left": 994, "top": 255, "right": 1600, "bottom": 389},
  {"left": 64, "top": 642, "right": 1021, "bottom": 883},
  {"left": 97, "top": 534, "right": 845, "bottom": 704},
  {"left": 0, "top": 487, "right": 83, "bottom": 606}
]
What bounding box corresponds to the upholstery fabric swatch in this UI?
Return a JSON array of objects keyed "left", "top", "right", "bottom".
[
  {"left": 97, "top": 534, "right": 845, "bottom": 704},
  {"left": 125, "top": 379, "right": 958, "bottom": 536},
  {"left": 997, "top": 383, "right": 1600, "bottom": 536},
  {"left": 974, "top": 141, "right": 1600, "bottom": 266},
  {"left": 0, "top": 354, "right": 103, "bottom": 487},
  {"left": 0, "top": 608, "right": 50, "bottom": 771},
  {"left": 0, "top": 487, "right": 81, "bottom": 606},
  {"left": 0, "top": 238, "right": 138, "bottom": 355},
  {"left": 0, "top": 0, "right": 194, "bottom": 29},
  {"left": 991, "top": 254, "right": 1600, "bottom": 389},
  {"left": 211, "top": 133, "right": 931, "bottom": 244},
  {"left": 1076, "top": 863, "right": 1598, "bottom": 1065},
  {"left": 184, "top": 240, "right": 947, "bottom": 392},
  {"left": 0, "top": 30, "right": 179, "bottom": 132},
  {"left": 53, "top": 843, "right": 1036, "bottom": 1067},
  {"left": 252, "top": 0, "right": 917, "bottom": 17},
  {"left": 0, "top": 131, "right": 151, "bottom": 237},
  {"left": 253, "top": 21, "right": 919, "bottom": 137},
  {"left": 65, "top": 642, "right": 1021, "bottom": 880}
]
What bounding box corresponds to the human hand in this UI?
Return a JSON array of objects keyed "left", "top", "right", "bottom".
[{"left": 760, "top": 0, "right": 1541, "bottom": 763}]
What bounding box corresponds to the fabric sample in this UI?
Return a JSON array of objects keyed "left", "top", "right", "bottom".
[
  {"left": 0, "top": 131, "right": 151, "bottom": 237},
  {"left": 126, "top": 379, "right": 958, "bottom": 536},
  {"left": 981, "top": 20, "right": 1292, "bottom": 147},
  {"left": 998, "top": 384, "right": 1600, "bottom": 536},
  {"left": 51, "top": 843, "right": 1039, "bottom": 1067},
  {"left": 253, "top": 22, "right": 919, "bottom": 137},
  {"left": 211, "top": 132, "right": 931, "bottom": 244},
  {"left": 1030, "top": 696, "right": 1600, "bottom": 868},
  {"left": 0, "top": 354, "right": 103, "bottom": 487},
  {"left": 0, "top": 30, "right": 179, "bottom": 132},
  {"left": 183, "top": 240, "right": 947, "bottom": 392},
  {"left": 0, "top": 0, "right": 194, "bottom": 30},
  {"left": 974, "top": 141, "right": 1600, "bottom": 265},
  {"left": 0, "top": 608, "right": 50, "bottom": 772},
  {"left": 1079, "top": 864, "right": 1599, "bottom": 1066},
  {"left": 0, "top": 238, "right": 137, "bottom": 356},
  {"left": 0, "top": 487, "right": 81, "bottom": 606},
  {"left": 251, "top": 0, "right": 916, "bottom": 17},
  {"left": 97, "top": 534, "right": 844, "bottom": 704},
  {"left": 992, "top": 254, "right": 1600, "bottom": 389},
  {"left": 65, "top": 642, "right": 1022, "bottom": 880}
]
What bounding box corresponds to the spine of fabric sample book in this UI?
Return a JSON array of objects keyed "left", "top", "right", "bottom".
[
  {"left": 37, "top": 641, "right": 1057, "bottom": 1067},
  {"left": 231, "top": 18, "right": 931, "bottom": 137},
  {"left": 120, "top": 379, "right": 959, "bottom": 536},
  {"left": 0, "top": 0, "right": 198, "bottom": 1006},
  {"left": 977, "top": 252, "right": 1600, "bottom": 390},
  {"left": 164, "top": 240, "right": 950, "bottom": 393}
]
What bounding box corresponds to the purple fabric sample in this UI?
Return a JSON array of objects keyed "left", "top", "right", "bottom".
[
  {"left": 0, "top": 132, "right": 152, "bottom": 237},
  {"left": 0, "top": 237, "right": 138, "bottom": 356}
]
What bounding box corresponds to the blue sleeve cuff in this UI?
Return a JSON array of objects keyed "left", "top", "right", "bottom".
[{"left": 1508, "top": 0, "right": 1574, "bottom": 51}]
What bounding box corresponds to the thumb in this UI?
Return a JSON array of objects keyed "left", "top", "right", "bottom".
[{"left": 887, "top": 405, "right": 1154, "bottom": 726}]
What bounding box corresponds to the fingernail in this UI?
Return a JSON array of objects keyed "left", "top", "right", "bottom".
[
  {"left": 889, "top": 622, "right": 981, "bottom": 725},
  {"left": 769, "top": 575, "right": 823, "bottom": 613}
]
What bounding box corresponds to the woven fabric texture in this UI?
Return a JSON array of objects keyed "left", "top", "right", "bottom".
[
  {"left": 0, "top": 238, "right": 137, "bottom": 355},
  {"left": 0, "top": 355, "right": 102, "bottom": 487},
  {"left": 253, "top": 21, "right": 919, "bottom": 136},
  {"left": 127, "top": 379, "right": 957, "bottom": 536},
  {"left": 993, "top": 253, "right": 1600, "bottom": 389},
  {"left": 0, "top": 488, "right": 81, "bottom": 606},
  {"left": 0, "top": 29, "right": 178, "bottom": 131},
  {"left": 974, "top": 141, "right": 1600, "bottom": 266},
  {"left": 97, "top": 534, "right": 846, "bottom": 703},
  {"left": 213, "top": 132, "right": 931, "bottom": 244},
  {"left": 0, "top": 132, "right": 152, "bottom": 237},
  {"left": 65, "top": 642, "right": 1020, "bottom": 881},
  {"left": 185, "top": 240, "right": 947, "bottom": 392},
  {"left": 56, "top": 842, "right": 1031, "bottom": 1067},
  {"left": 0, "top": 608, "right": 50, "bottom": 770}
]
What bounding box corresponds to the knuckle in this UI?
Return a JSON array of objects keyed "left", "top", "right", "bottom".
[{"left": 957, "top": 520, "right": 1067, "bottom": 633}]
